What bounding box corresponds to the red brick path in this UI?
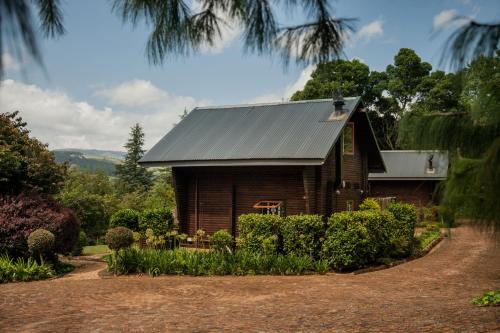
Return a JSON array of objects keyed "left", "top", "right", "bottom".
[{"left": 1, "top": 226, "right": 499, "bottom": 332}]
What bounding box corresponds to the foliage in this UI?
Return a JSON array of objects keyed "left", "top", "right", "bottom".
[
  {"left": 359, "top": 198, "right": 381, "bottom": 211},
  {"left": 0, "top": 0, "right": 64, "bottom": 77},
  {"left": 417, "top": 230, "right": 441, "bottom": 251},
  {"left": 27, "top": 229, "right": 55, "bottom": 263},
  {"left": 105, "top": 227, "right": 134, "bottom": 251},
  {"left": 139, "top": 208, "right": 174, "bottom": 235},
  {"left": 471, "top": 290, "right": 500, "bottom": 307},
  {"left": 0, "top": 111, "right": 66, "bottom": 194},
  {"left": 290, "top": 49, "right": 454, "bottom": 150},
  {"left": 105, "top": 247, "right": 329, "bottom": 276},
  {"left": 399, "top": 54, "right": 500, "bottom": 227},
  {"left": 109, "top": 209, "right": 140, "bottom": 231},
  {"left": 145, "top": 228, "right": 166, "bottom": 249},
  {"left": 56, "top": 168, "right": 116, "bottom": 241},
  {"left": 280, "top": 215, "right": 324, "bottom": 258},
  {"left": 71, "top": 231, "right": 88, "bottom": 256},
  {"left": 387, "top": 202, "right": 418, "bottom": 257},
  {"left": 209, "top": 230, "right": 234, "bottom": 253},
  {"left": 142, "top": 168, "right": 176, "bottom": 211},
  {"left": 0, "top": 191, "right": 80, "bottom": 258},
  {"left": 115, "top": 124, "right": 153, "bottom": 193},
  {"left": 112, "top": 0, "right": 354, "bottom": 66},
  {"left": 0, "top": 255, "right": 55, "bottom": 283},
  {"left": 237, "top": 214, "right": 281, "bottom": 254}
]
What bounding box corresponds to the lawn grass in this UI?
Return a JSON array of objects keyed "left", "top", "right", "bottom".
[{"left": 82, "top": 245, "right": 110, "bottom": 255}]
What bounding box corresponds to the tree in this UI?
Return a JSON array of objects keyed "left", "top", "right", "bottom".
[
  {"left": 115, "top": 123, "right": 153, "bottom": 193},
  {"left": 0, "top": 111, "right": 66, "bottom": 194},
  {"left": 399, "top": 54, "right": 500, "bottom": 226},
  {"left": 290, "top": 49, "right": 445, "bottom": 150},
  {"left": 56, "top": 168, "right": 118, "bottom": 241},
  {"left": 0, "top": 0, "right": 65, "bottom": 77},
  {"left": 2, "top": 1, "right": 355, "bottom": 76}
]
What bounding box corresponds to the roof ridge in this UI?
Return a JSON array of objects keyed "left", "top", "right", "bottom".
[{"left": 195, "top": 97, "right": 360, "bottom": 110}]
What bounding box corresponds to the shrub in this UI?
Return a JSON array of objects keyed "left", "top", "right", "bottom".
[
  {"left": 71, "top": 231, "right": 88, "bottom": 256},
  {"left": 209, "top": 230, "right": 234, "bottom": 252},
  {"left": 27, "top": 229, "right": 55, "bottom": 263},
  {"left": 0, "top": 255, "right": 55, "bottom": 283},
  {"left": 139, "top": 208, "right": 174, "bottom": 235},
  {"left": 238, "top": 214, "right": 281, "bottom": 254},
  {"left": 387, "top": 202, "right": 417, "bottom": 257},
  {"left": 0, "top": 191, "right": 80, "bottom": 258},
  {"left": 437, "top": 205, "right": 455, "bottom": 227},
  {"left": 322, "top": 211, "right": 381, "bottom": 271},
  {"left": 105, "top": 227, "right": 134, "bottom": 251},
  {"left": 109, "top": 209, "right": 140, "bottom": 231},
  {"left": 145, "top": 228, "right": 166, "bottom": 249},
  {"left": 280, "top": 215, "right": 324, "bottom": 257},
  {"left": 358, "top": 198, "right": 381, "bottom": 211}
]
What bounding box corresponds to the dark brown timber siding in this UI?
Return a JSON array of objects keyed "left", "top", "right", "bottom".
[
  {"left": 369, "top": 180, "right": 440, "bottom": 206},
  {"left": 173, "top": 166, "right": 306, "bottom": 236}
]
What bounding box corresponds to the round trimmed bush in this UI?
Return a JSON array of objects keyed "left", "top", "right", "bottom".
[
  {"left": 105, "top": 227, "right": 134, "bottom": 251},
  {"left": 109, "top": 209, "right": 140, "bottom": 231},
  {"left": 28, "top": 229, "right": 55, "bottom": 259},
  {"left": 139, "top": 208, "right": 174, "bottom": 235},
  {"left": 209, "top": 230, "right": 234, "bottom": 252},
  {"left": 280, "top": 215, "right": 324, "bottom": 258},
  {"left": 359, "top": 198, "right": 381, "bottom": 211}
]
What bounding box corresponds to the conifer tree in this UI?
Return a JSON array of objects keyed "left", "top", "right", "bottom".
[{"left": 115, "top": 124, "right": 153, "bottom": 193}]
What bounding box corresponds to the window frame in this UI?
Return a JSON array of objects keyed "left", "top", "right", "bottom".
[{"left": 343, "top": 122, "right": 355, "bottom": 155}]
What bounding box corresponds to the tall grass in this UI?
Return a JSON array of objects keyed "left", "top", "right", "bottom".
[
  {"left": 0, "top": 255, "right": 55, "bottom": 283},
  {"left": 105, "top": 248, "right": 330, "bottom": 276}
]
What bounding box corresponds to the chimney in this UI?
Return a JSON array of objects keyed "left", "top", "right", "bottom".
[{"left": 333, "top": 89, "right": 345, "bottom": 113}]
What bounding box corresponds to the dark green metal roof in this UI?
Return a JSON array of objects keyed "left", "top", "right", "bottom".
[{"left": 140, "top": 97, "right": 384, "bottom": 169}]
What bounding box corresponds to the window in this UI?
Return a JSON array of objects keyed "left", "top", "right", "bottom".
[
  {"left": 253, "top": 201, "right": 283, "bottom": 216},
  {"left": 343, "top": 122, "right": 354, "bottom": 155},
  {"left": 346, "top": 200, "right": 354, "bottom": 212}
]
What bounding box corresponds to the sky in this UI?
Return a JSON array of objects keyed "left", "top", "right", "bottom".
[{"left": 0, "top": 0, "right": 498, "bottom": 151}]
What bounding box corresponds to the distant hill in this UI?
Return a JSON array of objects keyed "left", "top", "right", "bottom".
[{"left": 52, "top": 149, "right": 125, "bottom": 175}]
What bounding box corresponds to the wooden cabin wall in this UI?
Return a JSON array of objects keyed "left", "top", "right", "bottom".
[
  {"left": 369, "top": 180, "right": 438, "bottom": 207},
  {"left": 173, "top": 166, "right": 306, "bottom": 236}
]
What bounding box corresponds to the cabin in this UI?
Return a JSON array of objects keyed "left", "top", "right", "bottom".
[
  {"left": 368, "top": 150, "right": 448, "bottom": 206},
  {"left": 139, "top": 95, "right": 385, "bottom": 236}
]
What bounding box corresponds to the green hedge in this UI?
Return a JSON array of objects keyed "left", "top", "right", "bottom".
[
  {"left": 105, "top": 247, "right": 330, "bottom": 276},
  {"left": 109, "top": 209, "right": 140, "bottom": 231},
  {"left": 237, "top": 214, "right": 281, "bottom": 254},
  {"left": 139, "top": 208, "right": 174, "bottom": 235},
  {"left": 280, "top": 215, "right": 325, "bottom": 258},
  {"left": 387, "top": 202, "right": 417, "bottom": 257}
]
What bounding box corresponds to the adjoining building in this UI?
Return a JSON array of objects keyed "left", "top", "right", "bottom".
[{"left": 368, "top": 150, "right": 448, "bottom": 207}]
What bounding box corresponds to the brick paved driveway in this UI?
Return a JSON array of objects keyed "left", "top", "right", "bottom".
[{"left": 1, "top": 225, "right": 499, "bottom": 332}]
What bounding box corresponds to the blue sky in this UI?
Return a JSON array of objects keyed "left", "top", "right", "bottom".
[{"left": 1, "top": 0, "right": 498, "bottom": 150}]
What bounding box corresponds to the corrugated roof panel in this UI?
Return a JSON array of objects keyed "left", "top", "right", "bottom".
[
  {"left": 369, "top": 151, "right": 448, "bottom": 180},
  {"left": 140, "top": 97, "right": 361, "bottom": 165}
]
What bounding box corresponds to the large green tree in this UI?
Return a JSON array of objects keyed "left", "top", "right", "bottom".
[
  {"left": 0, "top": 111, "right": 66, "bottom": 194},
  {"left": 399, "top": 54, "right": 500, "bottom": 225},
  {"left": 115, "top": 123, "right": 153, "bottom": 193},
  {"left": 291, "top": 48, "right": 448, "bottom": 150}
]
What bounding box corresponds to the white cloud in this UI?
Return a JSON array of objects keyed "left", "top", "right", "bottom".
[
  {"left": 356, "top": 20, "right": 384, "bottom": 41},
  {"left": 246, "top": 65, "right": 316, "bottom": 104},
  {"left": 2, "top": 53, "right": 21, "bottom": 71},
  {"left": 433, "top": 9, "right": 459, "bottom": 29},
  {"left": 0, "top": 79, "right": 209, "bottom": 150}
]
